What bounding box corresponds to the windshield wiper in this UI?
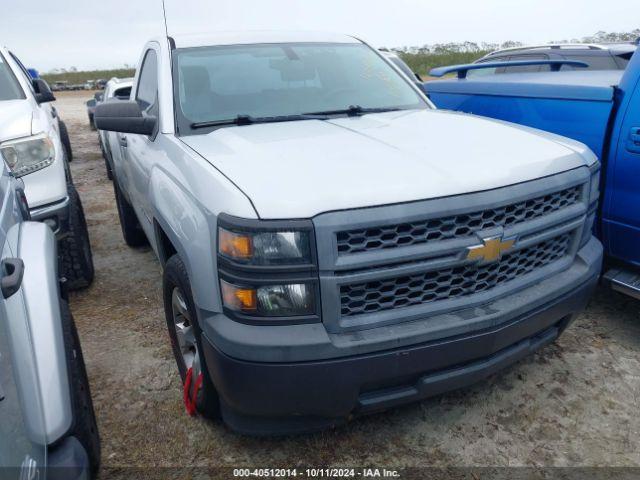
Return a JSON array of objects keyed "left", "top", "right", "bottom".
[
  {"left": 191, "top": 107, "right": 406, "bottom": 129},
  {"left": 302, "top": 105, "right": 404, "bottom": 117},
  {"left": 191, "top": 113, "right": 329, "bottom": 129}
]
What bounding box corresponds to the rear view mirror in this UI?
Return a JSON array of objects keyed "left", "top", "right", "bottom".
[
  {"left": 32, "top": 78, "right": 55, "bottom": 104},
  {"left": 94, "top": 100, "right": 157, "bottom": 135}
]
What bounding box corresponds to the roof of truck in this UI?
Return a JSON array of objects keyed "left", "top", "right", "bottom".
[
  {"left": 171, "top": 31, "right": 361, "bottom": 49},
  {"left": 425, "top": 70, "right": 624, "bottom": 102}
]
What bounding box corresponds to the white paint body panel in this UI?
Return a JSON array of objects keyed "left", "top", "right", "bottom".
[
  {"left": 182, "top": 109, "right": 595, "bottom": 219},
  {"left": 0, "top": 100, "right": 32, "bottom": 142},
  {"left": 0, "top": 46, "right": 67, "bottom": 209}
]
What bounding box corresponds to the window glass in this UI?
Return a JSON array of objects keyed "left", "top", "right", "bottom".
[
  {"left": 136, "top": 50, "right": 158, "bottom": 112},
  {"left": 388, "top": 55, "right": 416, "bottom": 80},
  {"left": 560, "top": 54, "right": 619, "bottom": 70},
  {"left": 502, "top": 54, "right": 549, "bottom": 73},
  {"left": 114, "top": 86, "right": 131, "bottom": 100},
  {"left": 174, "top": 43, "right": 428, "bottom": 132},
  {"left": 0, "top": 54, "right": 25, "bottom": 101}
]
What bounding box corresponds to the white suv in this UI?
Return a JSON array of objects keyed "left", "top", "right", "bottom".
[{"left": 0, "top": 46, "right": 94, "bottom": 290}]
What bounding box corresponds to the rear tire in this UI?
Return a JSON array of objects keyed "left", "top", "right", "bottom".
[
  {"left": 113, "top": 180, "right": 147, "bottom": 247},
  {"left": 59, "top": 185, "right": 95, "bottom": 290},
  {"left": 163, "top": 255, "right": 220, "bottom": 420},
  {"left": 59, "top": 120, "right": 73, "bottom": 162},
  {"left": 59, "top": 299, "right": 101, "bottom": 475}
]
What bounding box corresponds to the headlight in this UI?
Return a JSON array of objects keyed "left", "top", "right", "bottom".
[
  {"left": 217, "top": 214, "right": 319, "bottom": 321},
  {"left": 218, "top": 225, "right": 312, "bottom": 266},
  {"left": 221, "top": 280, "right": 315, "bottom": 317},
  {"left": 0, "top": 134, "right": 55, "bottom": 178}
]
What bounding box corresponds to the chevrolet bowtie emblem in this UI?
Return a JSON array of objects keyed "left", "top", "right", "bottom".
[{"left": 467, "top": 236, "right": 516, "bottom": 263}]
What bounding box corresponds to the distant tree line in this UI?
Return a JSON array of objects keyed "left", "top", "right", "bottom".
[{"left": 41, "top": 68, "right": 135, "bottom": 86}]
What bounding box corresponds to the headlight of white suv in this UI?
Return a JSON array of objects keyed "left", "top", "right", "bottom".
[{"left": 0, "top": 134, "right": 56, "bottom": 178}]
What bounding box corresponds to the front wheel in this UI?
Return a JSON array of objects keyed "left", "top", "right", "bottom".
[
  {"left": 59, "top": 185, "right": 95, "bottom": 290},
  {"left": 163, "top": 255, "right": 220, "bottom": 419}
]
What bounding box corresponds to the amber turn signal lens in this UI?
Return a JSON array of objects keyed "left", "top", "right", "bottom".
[
  {"left": 218, "top": 228, "right": 253, "bottom": 259},
  {"left": 220, "top": 280, "right": 257, "bottom": 312}
]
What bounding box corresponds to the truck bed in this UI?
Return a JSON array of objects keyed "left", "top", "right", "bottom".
[{"left": 424, "top": 71, "right": 624, "bottom": 158}]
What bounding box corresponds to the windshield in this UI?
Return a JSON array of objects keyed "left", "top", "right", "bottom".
[
  {"left": 174, "top": 42, "right": 428, "bottom": 134},
  {"left": 0, "top": 54, "right": 25, "bottom": 101}
]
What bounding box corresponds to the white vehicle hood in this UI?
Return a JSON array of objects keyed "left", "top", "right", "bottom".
[
  {"left": 0, "top": 99, "right": 33, "bottom": 143},
  {"left": 181, "top": 109, "right": 595, "bottom": 219}
]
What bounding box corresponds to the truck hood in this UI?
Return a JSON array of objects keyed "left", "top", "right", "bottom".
[
  {"left": 181, "top": 109, "right": 593, "bottom": 219},
  {"left": 0, "top": 100, "right": 33, "bottom": 143}
]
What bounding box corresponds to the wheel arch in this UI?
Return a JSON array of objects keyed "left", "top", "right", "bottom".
[{"left": 149, "top": 171, "right": 220, "bottom": 312}]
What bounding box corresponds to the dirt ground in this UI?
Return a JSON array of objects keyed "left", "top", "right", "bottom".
[{"left": 54, "top": 90, "right": 640, "bottom": 474}]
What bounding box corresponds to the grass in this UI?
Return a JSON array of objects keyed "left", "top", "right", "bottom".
[
  {"left": 41, "top": 69, "right": 136, "bottom": 85},
  {"left": 398, "top": 51, "right": 490, "bottom": 77}
]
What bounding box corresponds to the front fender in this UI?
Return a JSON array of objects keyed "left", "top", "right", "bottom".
[{"left": 149, "top": 168, "right": 219, "bottom": 312}]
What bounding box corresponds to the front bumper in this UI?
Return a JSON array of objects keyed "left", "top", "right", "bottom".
[
  {"left": 30, "top": 196, "right": 70, "bottom": 237},
  {"left": 201, "top": 238, "right": 602, "bottom": 435}
]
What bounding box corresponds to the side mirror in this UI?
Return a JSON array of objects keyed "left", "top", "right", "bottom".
[
  {"left": 32, "top": 79, "right": 55, "bottom": 104},
  {"left": 94, "top": 101, "right": 157, "bottom": 135}
]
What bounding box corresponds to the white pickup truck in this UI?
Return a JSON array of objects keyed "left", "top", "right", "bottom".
[{"left": 95, "top": 31, "right": 603, "bottom": 435}]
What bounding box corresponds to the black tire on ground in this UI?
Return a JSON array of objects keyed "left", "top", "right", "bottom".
[
  {"left": 58, "top": 299, "right": 101, "bottom": 475},
  {"left": 101, "top": 141, "right": 113, "bottom": 181},
  {"left": 59, "top": 185, "right": 95, "bottom": 290},
  {"left": 113, "top": 180, "right": 147, "bottom": 247},
  {"left": 104, "top": 157, "right": 113, "bottom": 181},
  {"left": 163, "top": 255, "right": 220, "bottom": 419},
  {"left": 58, "top": 120, "right": 73, "bottom": 162}
]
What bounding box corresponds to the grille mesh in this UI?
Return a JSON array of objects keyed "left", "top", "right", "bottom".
[
  {"left": 340, "top": 233, "right": 572, "bottom": 317},
  {"left": 336, "top": 186, "right": 581, "bottom": 255}
]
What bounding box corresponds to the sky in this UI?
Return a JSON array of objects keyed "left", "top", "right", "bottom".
[{"left": 1, "top": 0, "right": 637, "bottom": 71}]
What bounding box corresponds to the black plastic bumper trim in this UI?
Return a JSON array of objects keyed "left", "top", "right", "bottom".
[{"left": 202, "top": 271, "right": 598, "bottom": 434}]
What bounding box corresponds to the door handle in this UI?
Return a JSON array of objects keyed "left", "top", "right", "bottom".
[
  {"left": 1, "top": 258, "right": 24, "bottom": 299},
  {"left": 627, "top": 127, "right": 640, "bottom": 153},
  {"left": 119, "top": 136, "right": 128, "bottom": 147}
]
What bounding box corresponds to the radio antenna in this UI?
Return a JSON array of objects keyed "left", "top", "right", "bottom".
[{"left": 161, "top": 0, "right": 170, "bottom": 38}]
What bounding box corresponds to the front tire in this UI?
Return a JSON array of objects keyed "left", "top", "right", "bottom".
[
  {"left": 163, "top": 255, "right": 220, "bottom": 419},
  {"left": 59, "top": 185, "right": 95, "bottom": 290},
  {"left": 58, "top": 120, "right": 73, "bottom": 162},
  {"left": 113, "top": 180, "right": 147, "bottom": 247},
  {"left": 104, "top": 157, "right": 113, "bottom": 181}
]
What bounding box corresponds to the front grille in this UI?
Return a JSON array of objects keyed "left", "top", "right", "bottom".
[
  {"left": 340, "top": 233, "right": 572, "bottom": 317},
  {"left": 336, "top": 186, "right": 581, "bottom": 255}
]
